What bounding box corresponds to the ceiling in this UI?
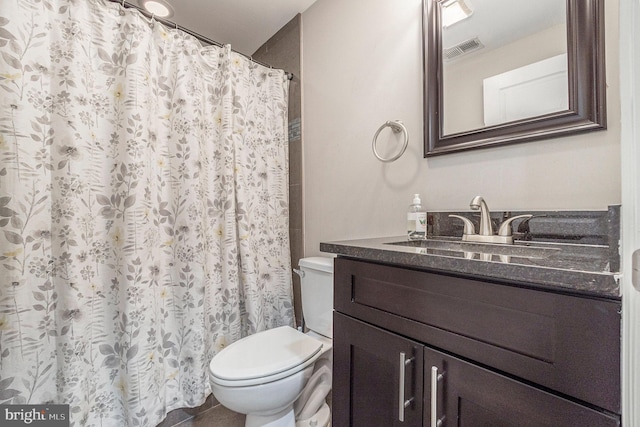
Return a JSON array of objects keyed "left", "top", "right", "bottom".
[{"left": 144, "top": 0, "right": 318, "bottom": 56}]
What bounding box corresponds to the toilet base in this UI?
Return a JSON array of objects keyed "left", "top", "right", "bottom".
[
  {"left": 295, "top": 402, "right": 331, "bottom": 427},
  {"left": 245, "top": 405, "right": 295, "bottom": 427}
]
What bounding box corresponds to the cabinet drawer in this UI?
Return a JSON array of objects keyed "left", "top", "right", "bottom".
[
  {"left": 425, "top": 347, "right": 620, "bottom": 427},
  {"left": 334, "top": 257, "right": 621, "bottom": 413}
]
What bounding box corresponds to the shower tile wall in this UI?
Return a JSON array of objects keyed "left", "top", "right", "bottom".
[
  {"left": 157, "top": 14, "right": 303, "bottom": 427},
  {"left": 253, "top": 14, "right": 304, "bottom": 327}
]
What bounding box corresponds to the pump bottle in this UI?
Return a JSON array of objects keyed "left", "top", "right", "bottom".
[{"left": 407, "top": 194, "right": 427, "bottom": 240}]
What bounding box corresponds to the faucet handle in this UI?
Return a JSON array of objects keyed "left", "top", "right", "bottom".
[
  {"left": 498, "top": 215, "right": 533, "bottom": 237},
  {"left": 449, "top": 214, "right": 476, "bottom": 236}
]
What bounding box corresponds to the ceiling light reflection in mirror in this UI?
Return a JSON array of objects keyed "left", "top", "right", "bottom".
[{"left": 442, "top": 0, "right": 473, "bottom": 28}]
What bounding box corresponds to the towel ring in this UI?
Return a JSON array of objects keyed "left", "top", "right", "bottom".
[{"left": 372, "top": 120, "right": 408, "bottom": 162}]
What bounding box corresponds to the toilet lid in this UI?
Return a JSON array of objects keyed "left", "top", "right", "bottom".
[{"left": 209, "top": 326, "right": 323, "bottom": 383}]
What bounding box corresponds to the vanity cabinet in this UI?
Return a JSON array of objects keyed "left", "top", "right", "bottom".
[{"left": 332, "top": 257, "right": 621, "bottom": 426}]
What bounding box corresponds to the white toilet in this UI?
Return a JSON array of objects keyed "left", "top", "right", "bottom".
[{"left": 209, "top": 257, "right": 334, "bottom": 427}]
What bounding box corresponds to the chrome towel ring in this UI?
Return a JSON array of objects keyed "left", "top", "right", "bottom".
[{"left": 372, "top": 120, "right": 408, "bottom": 162}]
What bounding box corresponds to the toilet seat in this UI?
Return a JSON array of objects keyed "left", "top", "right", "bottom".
[{"left": 209, "top": 326, "right": 324, "bottom": 387}]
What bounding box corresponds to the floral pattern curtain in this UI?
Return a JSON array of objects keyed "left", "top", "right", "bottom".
[{"left": 0, "top": 0, "right": 293, "bottom": 425}]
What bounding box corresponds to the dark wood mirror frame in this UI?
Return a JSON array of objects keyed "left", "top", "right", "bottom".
[{"left": 424, "top": 0, "right": 606, "bottom": 157}]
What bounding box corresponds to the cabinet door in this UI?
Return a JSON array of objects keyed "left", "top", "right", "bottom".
[
  {"left": 333, "top": 313, "right": 424, "bottom": 427},
  {"left": 424, "top": 347, "right": 620, "bottom": 427}
]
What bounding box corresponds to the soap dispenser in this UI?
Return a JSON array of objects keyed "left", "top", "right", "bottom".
[{"left": 407, "top": 194, "right": 427, "bottom": 240}]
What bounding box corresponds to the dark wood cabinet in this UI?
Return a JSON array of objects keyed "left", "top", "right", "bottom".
[
  {"left": 425, "top": 347, "right": 619, "bottom": 427},
  {"left": 332, "top": 257, "right": 621, "bottom": 427},
  {"left": 333, "top": 313, "right": 423, "bottom": 427}
]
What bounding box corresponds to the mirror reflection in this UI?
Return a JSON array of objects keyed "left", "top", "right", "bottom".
[{"left": 441, "top": 0, "right": 567, "bottom": 135}]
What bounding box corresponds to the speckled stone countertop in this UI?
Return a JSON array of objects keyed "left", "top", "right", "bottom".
[{"left": 320, "top": 207, "right": 621, "bottom": 299}]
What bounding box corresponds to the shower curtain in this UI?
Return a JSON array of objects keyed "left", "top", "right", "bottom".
[{"left": 0, "top": 0, "right": 293, "bottom": 425}]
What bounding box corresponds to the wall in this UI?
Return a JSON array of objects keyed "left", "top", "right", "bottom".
[{"left": 301, "top": 0, "right": 621, "bottom": 257}]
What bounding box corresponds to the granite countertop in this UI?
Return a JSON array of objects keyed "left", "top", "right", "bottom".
[{"left": 320, "top": 235, "right": 621, "bottom": 299}]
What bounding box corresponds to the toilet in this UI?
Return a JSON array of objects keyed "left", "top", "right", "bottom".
[{"left": 209, "top": 257, "right": 334, "bottom": 427}]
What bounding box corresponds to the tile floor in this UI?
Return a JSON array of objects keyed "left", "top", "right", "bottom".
[
  {"left": 156, "top": 395, "right": 245, "bottom": 427},
  {"left": 159, "top": 393, "right": 330, "bottom": 427},
  {"left": 173, "top": 405, "right": 245, "bottom": 427}
]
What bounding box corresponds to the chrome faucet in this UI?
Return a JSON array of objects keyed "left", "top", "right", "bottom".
[
  {"left": 449, "top": 196, "right": 532, "bottom": 245},
  {"left": 470, "top": 196, "right": 493, "bottom": 236}
]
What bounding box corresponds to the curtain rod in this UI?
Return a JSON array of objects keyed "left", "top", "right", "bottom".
[{"left": 106, "top": 0, "right": 294, "bottom": 80}]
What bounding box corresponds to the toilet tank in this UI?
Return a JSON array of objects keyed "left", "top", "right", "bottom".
[{"left": 298, "top": 257, "right": 334, "bottom": 339}]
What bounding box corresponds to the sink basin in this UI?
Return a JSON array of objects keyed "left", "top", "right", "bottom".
[{"left": 385, "top": 238, "right": 560, "bottom": 260}]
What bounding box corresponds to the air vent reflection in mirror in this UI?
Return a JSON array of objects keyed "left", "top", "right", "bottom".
[{"left": 444, "top": 37, "right": 484, "bottom": 61}]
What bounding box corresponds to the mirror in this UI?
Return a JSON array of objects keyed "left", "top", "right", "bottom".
[{"left": 424, "top": 0, "right": 606, "bottom": 156}]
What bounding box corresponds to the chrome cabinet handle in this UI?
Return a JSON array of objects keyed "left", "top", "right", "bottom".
[
  {"left": 398, "top": 352, "right": 415, "bottom": 422},
  {"left": 431, "top": 366, "right": 444, "bottom": 427}
]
